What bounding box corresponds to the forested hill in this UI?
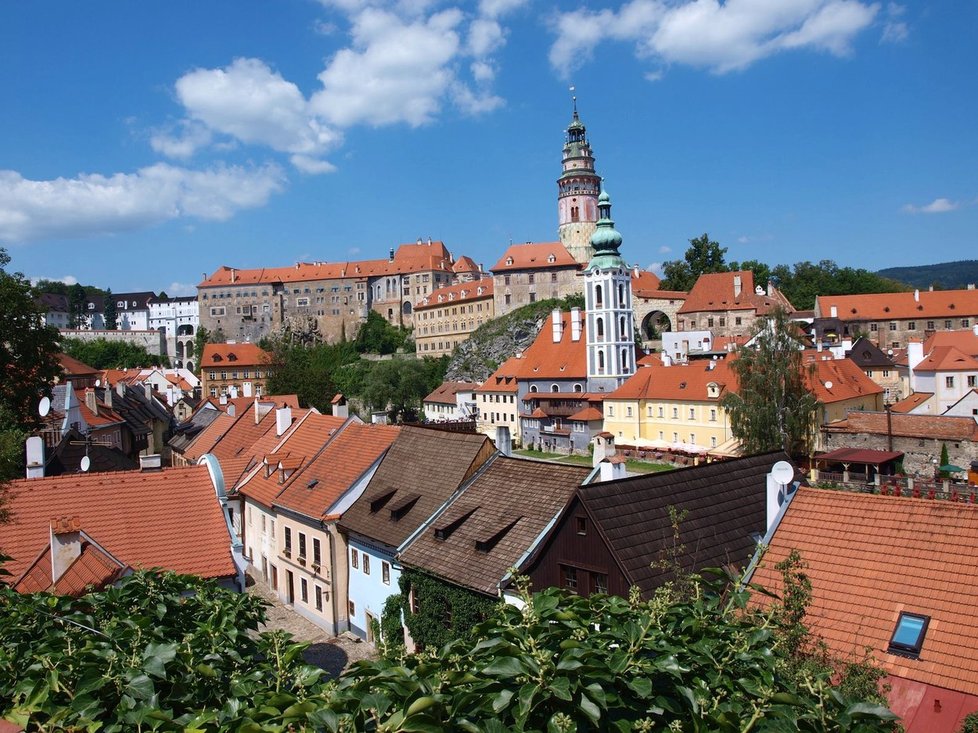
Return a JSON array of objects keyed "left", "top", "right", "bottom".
[{"left": 877, "top": 260, "right": 978, "bottom": 290}]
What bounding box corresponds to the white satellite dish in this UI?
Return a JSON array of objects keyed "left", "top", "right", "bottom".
[
  {"left": 80, "top": 455, "right": 91, "bottom": 472},
  {"left": 95, "top": 379, "right": 101, "bottom": 387},
  {"left": 38, "top": 396, "right": 51, "bottom": 417},
  {"left": 824, "top": 381, "right": 833, "bottom": 390},
  {"left": 771, "top": 460, "right": 794, "bottom": 486}
]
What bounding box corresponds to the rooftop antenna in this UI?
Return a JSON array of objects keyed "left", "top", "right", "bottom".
[{"left": 569, "top": 85, "right": 577, "bottom": 118}]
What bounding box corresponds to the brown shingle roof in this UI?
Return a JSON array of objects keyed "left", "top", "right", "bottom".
[
  {"left": 750, "top": 487, "right": 978, "bottom": 696},
  {"left": 4, "top": 466, "right": 236, "bottom": 582},
  {"left": 400, "top": 457, "right": 591, "bottom": 595},
  {"left": 340, "top": 427, "right": 494, "bottom": 549},
  {"left": 915, "top": 346, "right": 978, "bottom": 372},
  {"left": 578, "top": 452, "right": 788, "bottom": 595}
]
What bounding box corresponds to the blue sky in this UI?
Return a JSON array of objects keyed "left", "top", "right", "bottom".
[{"left": 1, "top": 1, "right": 975, "bottom": 295}]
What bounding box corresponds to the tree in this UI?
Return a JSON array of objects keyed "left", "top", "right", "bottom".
[
  {"left": 264, "top": 339, "right": 359, "bottom": 412},
  {"left": 659, "top": 233, "right": 728, "bottom": 291},
  {"left": 721, "top": 306, "right": 820, "bottom": 457},
  {"left": 362, "top": 358, "right": 433, "bottom": 422},
  {"left": 61, "top": 338, "right": 163, "bottom": 370},
  {"left": 355, "top": 310, "right": 412, "bottom": 355},
  {"left": 103, "top": 288, "right": 118, "bottom": 330},
  {"left": 67, "top": 282, "right": 87, "bottom": 329},
  {"left": 0, "top": 248, "right": 61, "bottom": 432}
]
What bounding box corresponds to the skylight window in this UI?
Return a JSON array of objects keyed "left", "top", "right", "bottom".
[{"left": 888, "top": 613, "right": 929, "bottom": 657}]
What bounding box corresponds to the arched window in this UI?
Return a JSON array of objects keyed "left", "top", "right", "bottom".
[
  {"left": 595, "top": 284, "right": 603, "bottom": 307},
  {"left": 597, "top": 350, "right": 605, "bottom": 374},
  {"left": 530, "top": 385, "right": 538, "bottom": 393},
  {"left": 621, "top": 348, "right": 630, "bottom": 373},
  {"left": 618, "top": 284, "right": 625, "bottom": 303},
  {"left": 551, "top": 384, "right": 559, "bottom": 392},
  {"left": 574, "top": 384, "right": 583, "bottom": 392},
  {"left": 620, "top": 316, "right": 626, "bottom": 339}
]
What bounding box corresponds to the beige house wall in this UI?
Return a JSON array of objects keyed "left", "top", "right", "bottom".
[
  {"left": 476, "top": 391, "right": 521, "bottom": 446},
  {"left": 415, "top": 294, "right": 494, "bottom": 358},
  {"left": 492, "top": 268, "right": 581, "bottom": 317},
  {"left": 603, "top": 397, "right": 733, "bottom": 452},
  {"left": 678, "top": 310, "right": 759, "bottom": 339}
]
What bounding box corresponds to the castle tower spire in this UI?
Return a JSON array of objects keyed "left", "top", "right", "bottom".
[
  {"left": 584, "top": 187, "right": 634, "bottom": 393},
  {"left": 557, "top": 95, "right": 600, "bottom": 265}
]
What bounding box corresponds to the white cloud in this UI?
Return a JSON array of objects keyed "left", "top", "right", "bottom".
[
  {"left": 30, "top": 275, "right": 78, "bottom": 286},
  {"left": 881, "top": 3, "right": 908, "bottom": 43},
  {"left": 165, "top": 281, "right": 198, "bottom": 296},
  {"left": 468, "top": 18, "right": 504, "bottom": 57},
  {"left": 478, "top": 0, "right": 526, "bottom": 19},
  {"left": 647, "top": 261, "right": 665, "bottom": 276},
  {"left": 150, "top": 120, "right": 213, "bottom": 159},
  {"left": 902, "top": 197, "right": 959, "bottom": 214},
  {"left": 658, "top": 245, "right": 671, "bottom": 253},
  {"left": 290, "top": 155, "right": 338, "bottom": 175},
  {"left": 0, "top": 163, "right": 285, "bottom": 244},
  {"left": 550, "top": 0, "right": 879, "bottom": 76}
]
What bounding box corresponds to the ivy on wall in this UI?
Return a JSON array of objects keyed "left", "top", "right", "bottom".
[
  {"left": 379, "top": 592, "right": 405, "bottom": 658},
  {"left": 398, "top": 568, "right": 499, "bottom": 650}
]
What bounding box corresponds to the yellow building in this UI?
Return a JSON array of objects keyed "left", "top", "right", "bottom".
[
  {"left": 414, "top": 278, "right": 494, "bottom": 357},
  {"left": 602, "top": 357, "right": 740, "bottom": 456}
]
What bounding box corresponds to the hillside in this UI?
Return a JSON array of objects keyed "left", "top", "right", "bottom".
[
  {"left": 445, "top": 294, "right": 584, "bottom": 382},
  {"left": 877, "top": 260, "right": 978, "bottom": 290}
]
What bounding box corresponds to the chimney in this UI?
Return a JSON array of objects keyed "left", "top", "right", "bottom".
[
  {"left": 592, "top": 433, "right": 615, "bottom": 468},
  {"left": 144, "top": 383, "right": 152, "bottom": 401},
  {"left": 570, "top": 307, "right": 582, "bottom": 342},
  {"left": 427, "top": 236, "right": 432, "bottom": 245},
  {"left": 255, "top": 399, "right": 275, "bottom": 424},
  {"left": 662, "top": 353, "right": 672, "bottom": 367},
  {"left": 830, "top": 305, "right": 838, "bottom": 318},
  {"left": 733, "top": 275, "right": 742, "bottom": 298},
  {"left": 929, "top": 285, "right": 934, "bottom": 292},
  {"left": 242, "top": 382, "right": 253, "bottom": 398},
  {"left": 389, "top": 248, "right": 395, "bottom": 262},
  {"left": 767, "top": 280, "right": 774, "bottom": 297},
  {"left": 139, "top": 454, "right": 162, "bottom": 471},
  {"left": 50, "top": 516, "right": 82, "bottom": 583},
  {"left": 227, "top": 404, "right": 236, "bottom": 417},
  {"left": 229, "top": 385, "right": 239, "bottom": 399},
  {"left": 969, "top": 283, "right": 975, "bottom": 291},
  {"left": 332, "top": 394, "right": 349, "bottom": 418},
  {"left": 25, "top": 435, "right": 45, "bottom": 479},
  {"left": 276, "top": 406, "right": 293, "bottom": 436},
  {"left": 230, "top": 268, "right": 236, "bottom": 283},
  {"left": 104, "top": 385, "right": 113, "bottom": 409},
  {"left": 552, "top": 309, "right": 563, "bottom": 343},
  {"left": 219, "top": 393, "right": 228, "bottom": 405},
  {"left": 973, "top": 324, "right": 978, "bottom": 337},
  {"left": 495, "top": 425, "right": 512, "bottom": 457},
  {"left": 116, "top": 380, "right": 125, "bottom": 398},
  {"left": 599, "top": 456, "right": 626, "bottom": 482},
  {"left": 84, "top": 389, "right": 97, "bottom": 415},
  {"left": 914, "top": 289, "right": 920, "bottom": 301}
]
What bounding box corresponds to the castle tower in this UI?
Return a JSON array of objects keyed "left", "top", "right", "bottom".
[
  {"left": 585, "top": 188, "right": 634, "bottom": 393},
  {"left": 557, "top": 97, "right": 600, "bottom": 265}
]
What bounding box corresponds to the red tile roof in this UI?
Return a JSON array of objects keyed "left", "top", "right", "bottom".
[
  {"left": 751, "top": 487, "right": 978, "bottom": 696},
  {"left": 679, "top": 271, "right": 793, "bottom": 314},
  {"left": 423, "top": 381, "right": 475, "bottom": 405},
  {"left": 201, "top": 343, "right": 270, "bottom": 368},
  {"left": 13, "top": 540, "right": 126, "bottom": 596},
  {"left": 510, "top": 311, "right": 587, "bottom": 380},
  {"left": 890, "top": 392, "right": 935, "bottom": 413},
  {"left": 491, "top": 242, "right": 580, "bottom": 272},
  {"left": 924, "top": 329, "right": 978, "bottom": 356},
  {"left": 803, "top": 356, "right": 884, "bottom": 404},
  {"left": 273, "top": 423, "right": 401, "bottom": 520},
  {"left": 198, "top": 241, "right": 453, "bottom": 287},
  {"left": 416, "top": 279, "right": 493, "bottom": 309},
  {"left": 608, "top": 357, "right": 737, "bottom": 401},
  {"left": 474, "top": 356, "right": 522, "bottom": 394},
  {"left": 914, "top": 346, "right": 978, "bottom": 372},
  {"left": 4, "top": 466, "right": 236, "bottom": 582},
  {"left": 824, "top": 411, "right": 978, "bottom": 440},
  {"left": 452, "top": 255, "right": 481, "bottom": 274},
  {"left": 818, "top": 289, "right": 978, "bottom": 321},
  {"left": 630, "top": 269, "right": 661, "bottom": 294},
  {"left": 57, "top": 353, "right": 97, "bottom": 377}
]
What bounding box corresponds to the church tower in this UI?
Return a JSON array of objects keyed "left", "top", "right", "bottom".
[
  {"left": 585, "top": 188, "right": 634, "bottom": 393},
  {"left": 557, "top": 98, "right": 600, "bottom": 265}
]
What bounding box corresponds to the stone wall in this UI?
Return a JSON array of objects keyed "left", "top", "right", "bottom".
[{"left": 822, "top": 429, "right": 978, "bottom": 478}]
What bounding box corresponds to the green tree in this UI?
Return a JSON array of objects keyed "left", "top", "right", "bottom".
[
  {"left": 263, "top": 339, "right": 359, "bottom": 412},
  {"left": 660, "top": 233, "right": 728, "bottom": 291},
  {"left": 355, "top": 310, "right": 412, "bottom": 355},
  {"left": 0, "top": 249, "right": 61, "bottom": 432},
  {"left": 61, "top": 338, "right": 163, "bottom": 370},
  {"left": 729, "top": 258, "right": 773, "bottom": 289},
  {"left": 103, "top": 287, "right": 118, "bottom": 330},
  {"left": 67, "top": 282, "right": 87, "bottom": 328},
  {"left": 362, "top": 358, "right": 433, "bottom": 422},
  {"left": 721, "top": 306, "right": 820, "bottom": 457},
  {"left": 939, "top": 443, "right": 951, "bottom": 479}
]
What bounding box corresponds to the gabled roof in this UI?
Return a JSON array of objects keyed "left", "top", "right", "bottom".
[
  {"left": 804, "top": 356, "right": 884, "bottom": 404},
  {"left": 340, "top": 427, "right": 494, "bottom": 548},
  {"left": 750, "top": 487, "right": 978, "bottom": 697},
  {"left": 452, "top": 255, "right": 481, "bottom": 274},
  {"left": 423, "top": 381, "right": 476, "bottom": 405},
  {"left": 817, "top": 289, "right": 978, "bottom": 321},
  {"left": 923, "top": 329, "right": 978, "bottom": 357},
  {"left": 914, "top": 346, "right": 978, "bottom": 373},
  {"left": 578, "top": 452, "right": 789, "bottom": 595},
  {"left": 399, "top": 457, "right": 591, "bottom": 596},
  {"left": 825, "top": 411, "right": 978, "bottom": 440},
  {"left": 4, "top": 466, "right": 236, "bottom": 582},
  {"left": 57, "top": 353, "right": 98, "bottom": 377},
  {"left": 14, "top": 535, "right": 127, "bottom": 596},
  {"left": 474, "top": 356, "right": 522, "bottom": 394},
  {"left": 607, "top": 357, "right": 736, "bottom": 402},
  {"left": 37, "top": 292, "right": 69, "bottom": 312},
  {"left": 46, "top": 427, "right": 137, "bottom": 475},
  {"left": 201, "top": 343, "right": 269, "bottom": 368},
  {"left": 272, "top": 423, "right": 401, "bottom": 520},
  {"left": 511, "top": 312, "right": 587, "bottom": 381},
  {"left": 630, "top": 269, "right": 662, "bottom": 295},
  {"left": 889, "top": 392, "right": 935, "bottom": 414},
  {"left": 491, "top": 242, "right": 580, "bottom": 272},
  {"left": 679, "top": 271, "right": 794, "bottom": 315},
  {"left": 845, "top": 338, "right": 897, "bottom": 369},
  {"left": 416, "top": 279, "right": 493, "bottom": 309}
]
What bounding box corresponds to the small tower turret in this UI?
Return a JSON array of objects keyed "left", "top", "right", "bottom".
[
  {"left": 557, "top": 96, "right": 601, "bottom": 265},
  {"left": 584, "top": 188, "right": 634, "bottom": 393}
]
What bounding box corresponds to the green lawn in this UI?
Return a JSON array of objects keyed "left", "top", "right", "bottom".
[{"left": 513, "top": 449, "right": 674, "bottom": 475}]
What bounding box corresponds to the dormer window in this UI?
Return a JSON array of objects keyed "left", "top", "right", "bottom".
[
  {"left": 888, "top": 613, "right": 929, "bottom": 658},
  {"left": 707, "top": 382, "right": 720, "bottom": 398},
  {"left": 548, "top": 254, "right": 556, "bottom": 263},
  {"left": 506, "top": 257, "right": 513, "bottom": 266}
]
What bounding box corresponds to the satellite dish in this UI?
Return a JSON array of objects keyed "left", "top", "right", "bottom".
[
  {"left": 38, "top": 396, "right": 51, "bottom": 417},
  {"left": 80, "top": 456, "right": 91, "bottom": 472},
  {"left": 95, "top": 379, "right": 101, "bottom": 387},
  {"left": 824, "top": 381, "right": 833, "bottom": 390},
  {"left": 771, "top": 460, "right": 794, "bottom": 486}
]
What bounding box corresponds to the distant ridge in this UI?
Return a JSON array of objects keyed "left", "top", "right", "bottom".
[{"left": 877, "top": 260, "right": 978, "bottom": 290}]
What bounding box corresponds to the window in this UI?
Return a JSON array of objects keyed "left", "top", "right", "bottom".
[
  {"left": 658, "top": 406, "right": 664, "bottom": 418},
  {"left": 363, "top": 554, "right": 371, "bottom": 575},
  {"left": 313, "top": 538, "right": 322, "bottom": 567},
  {"left": 315, "top": 585, "right": 323, "bottom": 611},
  {"left": 528, "top": 273, "right": 535, "bottom": 284},
  {"left": 626, "top": 406, "right": 633, "bottom": 417},
  {"left": 284, "top": 527, "right": 292, "bottom": 557},
  {"left": 270, "top": 519, "right": 275, "bottom": 538},
  {"left": 576, "top": 516, "right": 587, "bottom": 535},
  {"left": 963, "top": 319, "right": 971, "bottom": 328},
  {"left": 735, "top": 317, "right": 742, "bottom": 326},
  {"left": 209, "top": 306, "right": 226, "bottom": 317},
  {"left": 710, "top": 408, "right": 717, "bottom": 422},
  {"left": 888, "top": 613, "right": 929, "bottom": 657},
  {"left": 672, "top": 407, "right": 678, "bottom": 419},
  {"left": 298, "top": 532, "right": 307, "bottom": 562},
  {"left": 711, "top": 436, "right": 717, "bottom": 448},
  {"left": 296, "top": 297, "right": 310, "bottom": 307},
  {"left": 351, "top": 548, "right": 359, "bottom": 569},
  {"left": 382, "top": 561, "right": 391, "bottom": 585},
  {"left": 882, "top": 370, "right": 890, "bottom": 378},
  {"left": 946, "top": 376, "right": 955, "bottom": 388},
  {"left": 607, "top": 405, "right": 614, "bottom": 417},
  {"left": 945, "top": 320, "right": 953, "bottom": 329},
  {"left": 908, "top": 321, "right": 916, "bottom": 330},
  {"left": 300, "top": 578, "right": 308, "bottom": 603},
  {"left": 592, "top": 573, "right": 608, "bottom": 595},
  {"left": 889, "top": 322, "right": 897, "bottom": 330},
  {"left": 870, "top": 323, "right": 878, "bottom": 332},
  {"left": 708, "top": 317, "right": 714, "bottom": 328},
  {"left": 560, "top": 565, "right": 578, "bottom": 593},
  {"left": 927, "top": 320, "right": 935, "bottom": 330},
  {"left": 689, "top": 408, "right": 695, "bottom": 419},
  {"left": 969, "top": 376, "right": 977, "bottom": 388},
  {"left": 349, "top": 600, "right": 356, "bottom": 617}
]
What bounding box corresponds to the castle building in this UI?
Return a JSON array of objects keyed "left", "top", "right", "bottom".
[
  {"left": 557, "top": 99, "right": 601, "bottom": 265},
  {"left": 584, "top": 189, "right": 635, "bottom": 393}
]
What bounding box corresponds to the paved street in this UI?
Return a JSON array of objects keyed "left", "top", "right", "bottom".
[{"left": 248, "top": 579, "right": 378, "bottom": 678}]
